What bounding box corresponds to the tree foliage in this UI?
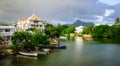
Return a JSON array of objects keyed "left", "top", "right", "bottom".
[
  {"left": 115, "top": 18, "right": 120, "bottom": 25},
  {"left": 82, "top": 25, "right": 94, "bottom": 34},
  {"left": 11, "top": 31, "right": 32, "bottom": 51},
  {"left": 0, "top": 36, "right": 4, "bottom": 45},
  {"left": 61, "top": 26, "right": 75, "bottom": 35},
  {"left": 32, "top": 31, "right": 50, "bottom": 46},
  {"left": 82, "top": 25, "right": 120, "bottom": 38},
  {"left": 92, "top": 25, "right": 109, "bottom": 38},
  {"left": 45, "top": 24, "right": 68, "bottom": 38},
  {"left": 45, "top": 24, "right": 58, "bottom": 38},
  {"left": 11, "top": 30, "right": 50, "bottom": 52},
  {"left": 11, "top": 31, "right": 31, "bottom": 45}
]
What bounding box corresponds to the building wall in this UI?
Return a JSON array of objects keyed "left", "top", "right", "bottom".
[
  {"left": 75, "top": 26, "right": 84, "bottom": 33},
  {"left": 0, "top": 15, "right": 47, "bottom": 45},
  {"left": 0, "top": 26, "right": 15, "bottom": 45},
  {"left": 15, "top": 15, "right": 47, "bottom": 32}
]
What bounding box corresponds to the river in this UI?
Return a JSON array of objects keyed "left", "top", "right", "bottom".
[{"left": 0, "top": 37, "right": 120, "bottom": 66}]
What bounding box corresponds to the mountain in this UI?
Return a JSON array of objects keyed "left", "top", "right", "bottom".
[
  {"left": 68, "top": 20, "right": 94, "bottom": 26},
  {"left": 0, "top": 23, "right": 9, "bottom": 26}
]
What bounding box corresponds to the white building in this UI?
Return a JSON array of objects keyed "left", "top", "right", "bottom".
[
  {"left": 75, "top": 26, "right": 84, "bottom": 33},
  {"left": 15, "top": 14, "right": 47, "bottom": 32},
  {"left": 0, "top": 14, "right": 47, "bottom": 45},
  {"left": 0, "top": 26, "right": 15, "bottom": 44}
]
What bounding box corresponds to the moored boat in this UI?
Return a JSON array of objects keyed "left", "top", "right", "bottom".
[
  {"left": 59, "top": 36, "right": 67, "bottom": 40},
  {"left": 42, "top": 48, "right": 51, "bottom": 53},
  {"left": 19, "top": 51, "right": 48, "bottom": 57},
  {"left": 49, "top": 46, "right": 66, "bottom": 49},
  {"left": 40, "top": 46, "right": 66, "bottom": 49},
  {"left": 19, "top": 52, "right": 37, "bottom": 57}
]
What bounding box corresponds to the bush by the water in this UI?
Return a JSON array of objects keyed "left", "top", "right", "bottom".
[{"left": 82, "top": 25, "right": 120, "bottom": 38}]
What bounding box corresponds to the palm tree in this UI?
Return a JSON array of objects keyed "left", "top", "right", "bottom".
[{"left": 115, "top": 18, "right": 120, "bottom": 25}]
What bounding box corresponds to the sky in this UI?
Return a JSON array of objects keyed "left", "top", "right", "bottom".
[
  {"left": 0, "top": 0, "right": 120, "bottom": 25},
  {"left": 99, "top": 0, "right": 120, "bottom": 5}
]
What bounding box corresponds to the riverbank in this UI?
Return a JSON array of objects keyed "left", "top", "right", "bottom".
[
  {"left": 62, "top": 33, "right": 93, "bottom": 41},
  {"left": 0, "top": 46, "right": 14, "bottom": 59},
  {"left": 1, "top": 37, "right": 120, "bottom": 66}
]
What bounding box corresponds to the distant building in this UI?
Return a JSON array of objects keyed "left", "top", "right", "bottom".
[
  {"left": 75, "top": 26, "right": 84, "bottom": 33},
  {"left": 15, "top": 14, "right": 47, "bottom": 32},
  {"left": 0, "top": 26, "right": 15, "bottom": 44}
]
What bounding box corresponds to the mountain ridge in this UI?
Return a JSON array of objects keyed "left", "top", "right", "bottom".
[{"left": 68, "top": 20, "right": 94, "bottom": 26}]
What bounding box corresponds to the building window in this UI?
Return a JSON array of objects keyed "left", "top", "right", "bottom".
[
  {"left": 0, "top": 29, "right": 3, "bottom": 32},
  {"left": 36, "top": 25, "right": 38, "bottom": 27},
  {"left": 34, "top": 21, "right": 38, "bottom": 23},
  {"left": 31, "top": 24, "right": 34, "bottom": 27},
  {"left": 40, "top": 25, "right": 42, "bottom": 27},
  {"left": 6, "top": 36, "right": 10, "bottom": 41},
  {"left": 5, "top": 29, "right": 10, "bottom": 32}
]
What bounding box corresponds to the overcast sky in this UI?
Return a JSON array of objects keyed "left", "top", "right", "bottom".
[{"left": 0, "top": 0, "right": 120, "bottom": 25}]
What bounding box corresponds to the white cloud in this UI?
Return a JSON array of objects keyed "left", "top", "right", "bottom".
[
  {"left": 0, "top": 0, "right": 116, "bottom": 25},
  {"left": 99, "top": 0, "right": 120, "bottom": 5},
  {"left": 104, "top": 9, "right": 114, "bottom": 17},
  {"left": 95, "top": 15, "right": 103, "bottom": 21},
  {"left": 49, "top": 19, "right": 69, "bottom": 25}
]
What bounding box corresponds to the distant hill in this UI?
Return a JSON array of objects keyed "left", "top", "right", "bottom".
[
  {"left": 68, "top": 20, "right": 94, "bottom": 26},
  {"left": 0, "top": 24, "right": 9, "bottom": 26}
]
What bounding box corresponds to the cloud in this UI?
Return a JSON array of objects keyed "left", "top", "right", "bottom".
[
  {"left": 0, "top": 0, "right": 118, "bottom": 25},
  {"left": 98, "top": 0, "right": 120, "bottom": 6},
  {"left": 104, "top": 9, "right": 114, "bottom": 17},
  {"left": 95, "top": 15, "right": 103, "bottom": 22},
  {"left": 49, "top": 19, "right": 69, "bottom": 25},
  {"left": 109, "top": 3, "right": 120, "bottom": 18}
]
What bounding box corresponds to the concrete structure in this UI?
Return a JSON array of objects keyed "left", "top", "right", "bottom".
[
  {"left": 75, "top": 26, "right": 84, "bottom": 33},
  {"left": 0, "top": 14, "right": 47, "bottom": 45},
  {"left": 0, "top": 26, "right": 15, "bottom": 44},
  {"left": 15, "top": 14, "right": 47, "bottom": 32}
]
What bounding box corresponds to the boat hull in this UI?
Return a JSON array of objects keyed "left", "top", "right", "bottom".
[{"left": 19, "top": 52, "right": 37, "bottom": 57}]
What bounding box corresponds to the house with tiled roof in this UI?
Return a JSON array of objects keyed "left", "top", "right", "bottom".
[{"left": 15, "top": 14, "right": 47, "bottom": 32}]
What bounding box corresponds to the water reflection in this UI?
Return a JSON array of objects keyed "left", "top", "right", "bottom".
[
  {"left": 74, "top": 37, "right": 83, "bottom": 53},
  {"left": 94, "top": 38, "right": 120, "bottom": 44},
  {"left": 1, "top": 37, "right": 120, "bottom": 66}
]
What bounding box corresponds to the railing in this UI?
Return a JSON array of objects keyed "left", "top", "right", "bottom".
[{"left": 0, "top": 32, "right": 14, "bottom": 36}]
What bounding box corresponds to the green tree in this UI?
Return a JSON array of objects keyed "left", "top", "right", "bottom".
[
  {"left": 61, "top": 26, "right": 75, "bottom": 35},
  {"left": 0, "top": 36, "right": 4, "bottom": 45},
  {"left": 32, "top": 31, "right": 50, "bottom": 47},
  {"left": 27, "top": 28, "right": 42, "bottom": 34},
  {"left": 115, "top": 18, "right": 120, "bottom": 25},
  {"left": 11, "top": 31, "right": 32, "bottom": 52},
  {"left": 11, "top": 30, "right": 50, "bottom": 52},
  {"left": 82, "top": 25, "right": 94, "bottom": 34},
  {"left": 57, "top": 24, "right": 68, "bottom": 35},
  {"left": 45, "top": 24, "right": 58, "bottom": 38},
  {"left": 110, "top": 25, "right": 120, "bottom": 38},
  {"left": 92, "top": 25, "right": 109, "bottom": 38}
]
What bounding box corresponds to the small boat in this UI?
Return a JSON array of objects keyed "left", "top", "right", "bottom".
[
  {"left": 42, "top": 48, "right": 51, "bottom": 53},
  {"left": 50, "top": 46, "right": 66, "bottom": 49},
  {"left": 19, "top": 52, "right": 37, "bottom": 57},
  {"left": 38, "top": 52, "right": 47, "bottom": 55},
  {"left": 58, "top": 46, "right": 66, "bottom": 49},
  {"left": 17, "top": 55, "right": 37, "bottom": 59},
  {"left": 40, "top": 46, "right": 66, "bottom": 49},
  {"left": 59, "top": 36, "right": 67, "bottom": 40}
]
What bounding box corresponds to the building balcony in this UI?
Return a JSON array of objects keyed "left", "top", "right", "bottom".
[{"left": 0, "top": 32, "right": 14, "bottom": 36}]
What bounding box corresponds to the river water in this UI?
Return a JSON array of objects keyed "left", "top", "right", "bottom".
[{"left": 0, "top": 37, "right": 120, "bottom": 66}]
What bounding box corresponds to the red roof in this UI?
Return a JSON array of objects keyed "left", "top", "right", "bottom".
[
  {"left": 17, "top": 14, "right": 45, "bottom": 22},
  {"left": 18, "top": 18, "right": 28, "bottom": 21}
]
